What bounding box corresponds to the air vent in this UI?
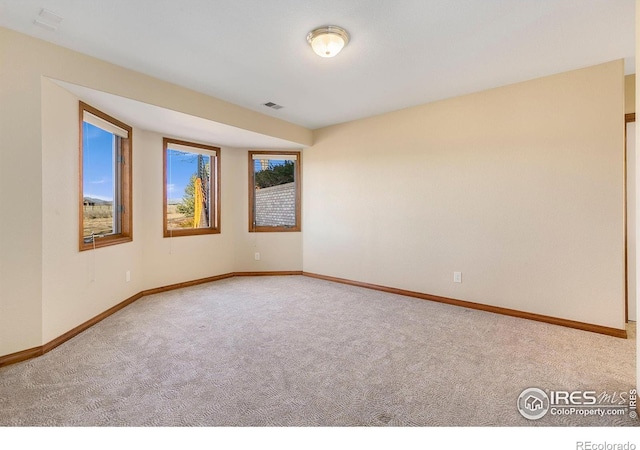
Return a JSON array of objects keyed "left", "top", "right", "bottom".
[{"left": 263, "top": 102, "right": 284, "bottom": 110}]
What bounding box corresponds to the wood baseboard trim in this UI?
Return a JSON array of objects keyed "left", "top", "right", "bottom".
[
  {"left": 42, "top": 292, "right": 145, "bottom": 354},
  {"left": 0, "top": 270, "right": 302, "bottom": 367},
  {"left": 233, "top": 271, "right": 303, "bottom": 277},
  {"left": 0, "top": 346, "right": 43, "bottom": 368},
  {"left": 302, "top": 272, "right": 627, "bottom": 339},
  {"left": 6, "top": 269, "right": 621, "bottom": 368},
  {"left": 141, "top": 273, "right": 235, "bottom": 296}
]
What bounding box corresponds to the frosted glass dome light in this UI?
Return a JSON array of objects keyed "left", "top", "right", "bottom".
[{"left": 306, "top": 26, "right": 350, "bottom": 58}]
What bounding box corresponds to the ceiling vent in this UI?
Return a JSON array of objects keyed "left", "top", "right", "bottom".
[{"left": 263, "top": 102, "right": 284, "bottom": 110}]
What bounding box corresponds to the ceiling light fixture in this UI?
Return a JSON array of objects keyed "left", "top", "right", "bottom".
[{"left": 306, "top": 26, "right": 349, "bottom": 58}]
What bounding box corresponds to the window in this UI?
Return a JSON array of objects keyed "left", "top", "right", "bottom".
[
  {"left": 249, "top": 151, "right": 301, "bottom": 232},
  {"left": 164, "top": 138, "right": 221, "bottom": 237},
  {"left": 79, "top": 102, "right": 132, "bottom": 251}
]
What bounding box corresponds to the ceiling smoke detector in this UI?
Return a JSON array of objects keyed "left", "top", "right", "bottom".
[{"left": 34, "top": 8, "right": 62, "bottom": 31}]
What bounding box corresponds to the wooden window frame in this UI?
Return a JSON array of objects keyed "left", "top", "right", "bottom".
[
  {"left": 248, "top": 150, "right": 301, "bottom": 233},
  {"left": 79, "top": 102, "right": 133, "bottom": 251},
  {"left": 163, "top": 138, "right": 221, "bottom": 238}
]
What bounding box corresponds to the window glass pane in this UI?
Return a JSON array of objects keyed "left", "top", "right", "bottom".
[
  {"left": 82, "top": 121, "right": 117, "bottom": 238},
  {"left": 253, "top": 158, "right": 296, "bottom": 227},
  {"left": 79, "top": 102, "right": 132, "bottom": 251},
  {"left": 167, "top": 149, "right": 212, "bottom": 230}
]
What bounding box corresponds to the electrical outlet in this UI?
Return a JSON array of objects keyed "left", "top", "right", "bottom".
[
  {"left": 126, "top": 270, "right": 131, "bottom": 282},
  {"left": 453, "top": 272, "right": 462, "bottom": 283},
  {"left": 254, "top": 252, "right": 261, "bottom": 261}
]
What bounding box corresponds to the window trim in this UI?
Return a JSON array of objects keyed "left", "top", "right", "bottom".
[
  {"left": 248, "top": 150, "right": 301, "bottom": 233},
  {"left": 79, "top": 102, "right": 133, "bottom": 251},
  {"left": 163, "top": 138, "right": 221, "bottom": 238}
]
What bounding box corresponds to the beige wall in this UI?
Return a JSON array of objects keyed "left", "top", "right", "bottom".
[
  {"left": 138, "top": 136, "right": 303, "bottom": 284},
  {"left": 1, "top": 28, "right": 304, "bottom": 357},
  {"left": 1, "top": 29, "right": 311, "bottom": 147},
  {"left": 136, "top": 130, "right": 237, "bottom": 291},
  {"left": 41, "top": 79, "right": 143, "bottom": 342},
  {"left": 1, "top": 29, "right": 45, "bottom": 354},
  {"left": 38, "top": 77, "right": 307, "bottom": 347},
  {"left": 626, "top": 74, "right": 636, "bottom": 114},
  {"left": 38, "top": 80, "right": 304, "bottom": 350},
  {"left": 230, "top": 150, "right": 303, "bottom": 272},
  {"left": 304, "top": 60, "right": 625, "bottom": 330},
  {"left": 0, "top": 24, "right": 629, "bottom": 357}
]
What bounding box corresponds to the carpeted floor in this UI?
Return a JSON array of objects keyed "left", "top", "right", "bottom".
[{"left": 0, "top": 275, "right": 636, "bottom": 426}]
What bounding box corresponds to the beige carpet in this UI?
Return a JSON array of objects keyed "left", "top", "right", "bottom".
[{"left": 0, "top": 275, "right": 636, "bottom": 426}]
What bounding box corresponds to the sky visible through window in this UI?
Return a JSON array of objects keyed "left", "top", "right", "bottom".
[
  {"left": 84, "top": 135, "right": 293, "bottom": 207},
  {"left": 82, "top": 128, "right": 205, "bottom": 206},
  {"left": 167, "top": 149, "right": 205, "bottom": 203},
  {"left": 83, "top": 122, "right": 114, "bottom": 201},
  {"left": 254, "top": 159, "right": 286, "bottom": 172}
]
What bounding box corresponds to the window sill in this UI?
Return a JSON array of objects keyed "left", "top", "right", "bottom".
[
  {"left": 79, "top": 235, "right": 132, "bottom": 252},
  {"left": 250, "top": 226, "right": 301, "bottom": 233},
  {"left": 163, "top": 228, "right": 221, "bottom": 238}
]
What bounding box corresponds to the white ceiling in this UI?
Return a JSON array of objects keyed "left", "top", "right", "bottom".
[{"left": 0, "top": 0, "right": 635, "bottom": 133}]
